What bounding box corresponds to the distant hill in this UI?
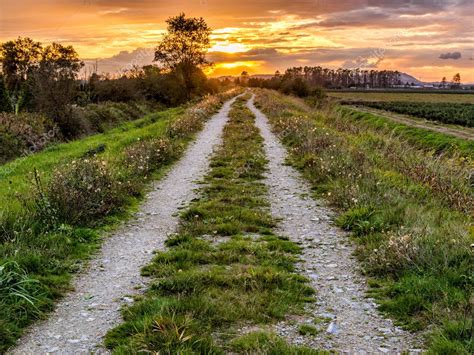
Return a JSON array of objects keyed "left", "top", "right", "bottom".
[{"left": 399, "top": 73, "right": 424, "bottom": 86}]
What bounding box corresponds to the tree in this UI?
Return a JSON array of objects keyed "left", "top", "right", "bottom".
[
  {"left": 154, "top": 13, "right": 212, "bottom": 94},
  {"left": 30, "top": 42, "right": 84, "bottom": 137},
  {"left": 0, "top": 37, "right": 42, "bottom": 113},
  {"left": 440, "top": 76, "right": 447, "bottom": 88},
  {"left": 0, "top": 37, "right": 42, "bottom": 87},
  {"left": 40, "top": 43, "right": 83, "bottom": 78},
  {"left": 452, "top": 73, "right": 461, "bottom": 87}
]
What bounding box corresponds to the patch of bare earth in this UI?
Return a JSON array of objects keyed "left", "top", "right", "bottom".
[
  {"left": 247, "top": 96, "right": 423, "bottom": 353},
  {"left": 11, "top": 96, "right": 239, "bottom": 355}
]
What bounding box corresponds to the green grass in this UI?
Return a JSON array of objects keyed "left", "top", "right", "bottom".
[
  {"left": 230, "top": 331, "right": 323, "bottom": 354},
  {"left": 298, "top": 324, "right": 320, "bottom": 336},
  {"left": 0, "top": 108, "right": 183, "bottom": 214},
  {"left": 339, "top": 107, "right": 474, "bottom": 158},
  {"left": 104, "top": 96, "right": 317, "bottom": 353},
  {"left": 0, "top": 92, "right": 234, "bottom": 352},
  {"left": 255, "top": 89, "right": 473, "bottom": 354}
]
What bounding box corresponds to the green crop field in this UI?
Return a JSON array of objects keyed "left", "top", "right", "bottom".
[
  {"left": 329, "top": 91, "right": 474, "bottom": 104},
  {"left": 350, "top": 101, "right": 474, "bottom": 127}
]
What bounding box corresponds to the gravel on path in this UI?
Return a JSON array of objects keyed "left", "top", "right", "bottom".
[
  {"left": 11, "top": 96, "right": 240, "bottom": 355},
  {"left": 247, "top": 95, "right": 422, "bottom": 353}
]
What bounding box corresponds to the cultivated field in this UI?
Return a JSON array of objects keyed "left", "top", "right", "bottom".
[{"left": 328, "top": 91, "right": 474, "bottom": 104}]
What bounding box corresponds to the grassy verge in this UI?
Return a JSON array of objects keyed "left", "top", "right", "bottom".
[
  {"left": 104, "top": 96, "right": 318, "bottom": 353},
  {"left": 0, "top": 90, "right": 240, "bottom": 352},
  {"left": 1, "top": 101, "right": 157, "bottom": 164},
  {"left": 254, "top": 89, "right": 473, "bottom": 354},
  {"left": 339, "top": 107, "right": 474, "bottom": 157}
]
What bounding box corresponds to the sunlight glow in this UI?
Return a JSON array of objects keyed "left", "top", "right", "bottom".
[
  {"left": 217, "top": 61, "right": 260, "bottom": 69},
  {"left": 209, "top": 42, "right": 248, "bottom": 53}
]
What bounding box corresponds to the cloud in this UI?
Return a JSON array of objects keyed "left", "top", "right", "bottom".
[
  {"left": 439, "top": 51, "right": 462, "bottom": 59},
  {"left": 83, "top": 47, "right": 154, "bottom": 74},
  {"left": 341, "top": 57, "right": 381, "bottom": 69},
  {"left": 316, "top": 8, "right": 392, "bottom": 28}
]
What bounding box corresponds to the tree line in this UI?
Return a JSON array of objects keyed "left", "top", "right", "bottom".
[
  {"left": 0, "top": 13, "right": 229, "bottom": 140},
  {"left": 244, "top": 66, "right": 403, "bottom": 94}
]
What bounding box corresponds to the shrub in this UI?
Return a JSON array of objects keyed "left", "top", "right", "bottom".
[
  {"left": 123, "top": 137, "right": 179, "bottom": 178},
  {"left": 71, "top": 101, "right": 152, "bottom": 135},
  {"left": 40, "top": 159, "right": 124, "bottom": 226},
  {"left": 0, "top": 112, "right": 59, "bottom": 163}
]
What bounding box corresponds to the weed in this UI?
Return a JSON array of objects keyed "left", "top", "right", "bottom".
[{"left": 298, "top": 324, "right": 320, "bottom": 336}]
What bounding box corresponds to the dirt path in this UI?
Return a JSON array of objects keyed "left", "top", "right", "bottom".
[
  {"left": 351, "top": 105, "right": 474, "bottom": 141},
  {"left": 247, "top": 96, "right": 422, "bottom": 353},
  {"left": 11, "top": 96, "right": 240, "bottom": 354}
]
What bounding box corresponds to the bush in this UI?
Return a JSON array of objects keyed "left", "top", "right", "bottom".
[
  {"left": 39, "top": 159, "right": 125, "bottom": 226},
  {"left": 0, "top": 112, "right": 59, "bottom": 163},
  {"left": 123, "top": 137, "right": 179, "bottom": 178},
  {"left": 71, "top": 101, "right": 151, "bottom": 135}
]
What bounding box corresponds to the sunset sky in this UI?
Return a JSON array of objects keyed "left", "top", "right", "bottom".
[{"left": 1, "top": 0, "right": 473, "bottom": 82}]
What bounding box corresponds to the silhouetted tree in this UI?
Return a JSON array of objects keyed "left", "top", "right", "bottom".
[
  {"left": 30, "top": 42, "right": 84, "bottom": 137},
  {"left": 247, "top": 66, "right": 402, "bottom": 91},
  {"left": 440, "top": 76, "right": 447, "bottom": 88},
  {"left": 451, "top": 73, "right": 461, "bottom": 88},
  {"left": 0, "top": 37, "right": 42, "bottom": 113},
  {"left": 154, "top": 13, "right": 212, "bottom": 95}
]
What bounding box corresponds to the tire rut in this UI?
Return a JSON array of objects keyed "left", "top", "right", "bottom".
[
  {"left": 247, "top": 95, "right": 422, "bottom": 353},
  {"left": 11, "top": 96, "right": 240, "bottom": 355}
]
